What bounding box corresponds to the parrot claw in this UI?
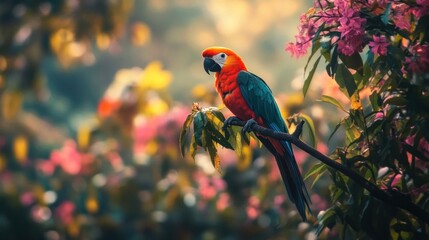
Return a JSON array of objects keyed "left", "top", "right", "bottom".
[
  {"left": 223, "top": 116, "right": 241, "bottom": 139},
  {"left": 241, "top": 119, "right": 257, "bottom": 144},
  {"left": 242, "top": 118, "right": 257, "bottom": 134},
  {"left": 223, "top": 116, "right": 241, "bottom": 131}
]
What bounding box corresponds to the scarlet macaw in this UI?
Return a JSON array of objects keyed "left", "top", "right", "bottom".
[{"left": 202, "top": 47, "right": 311, "bottom": 221}]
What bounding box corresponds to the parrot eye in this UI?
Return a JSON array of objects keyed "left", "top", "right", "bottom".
[{"left": 220, "top": 53, "right": 226, "bottom": 58}]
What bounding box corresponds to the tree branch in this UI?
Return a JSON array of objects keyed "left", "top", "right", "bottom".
[{"left": 227, "top": 119, "right": 429, "bottom": 225}]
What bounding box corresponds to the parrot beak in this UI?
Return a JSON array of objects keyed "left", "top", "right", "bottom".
[{"left": 203, "top": 57, "right": 221, "bottom": 75}]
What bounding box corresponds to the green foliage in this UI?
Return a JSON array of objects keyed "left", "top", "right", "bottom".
[
  {"left": 180, "top": 103, "right": 255, "bottom": 173},
  {"left": 300, "top": 1, "right": 429, "bottom": 239}
]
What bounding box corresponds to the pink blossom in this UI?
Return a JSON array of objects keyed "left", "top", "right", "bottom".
[
  {"left": 216, "top": 193, "right": 230, "bottom": 211},
  {"left": 310, "top": 194, "right": 328, "bottom": 211},
  {"left": 413, "top": 0, "right": 429, "bottom": 18},
  {"left": 374, "top": 112, "right": 384, "bottom": 121},
  {"left": 20, "top": 192, "right": 35, "bottom": 206},
  {"left": 196, "top": 173, "right": 226, "bottom": 200},
  {"left": 406, "top": 43, "right": 429, "bottom": 73},
  {"left": 274, "top": 194, "right": 286, "bottom": 208},
  {"left": 246, "top": 196, "right": 261, "bottom": 220},
  {"left": 37, "top": 160, "right": 56, "bottom": 176},
  {"left": 134, "top": 106, "right": 188, "bottom": 155},
  {"left": 391, "top": 3, "right": 412, "bottom": 31},
  {"left": 55, "top": 201, "right": 75, "bottom": 225},
  {"left": 368, "top": 35, "right": 390, "bottom": 56},
  {"left": 49, "top": 140, "right": 94, "bottom": 175},
  {"left": 285, "top": 13, "right": 321, "bottom": 58}
]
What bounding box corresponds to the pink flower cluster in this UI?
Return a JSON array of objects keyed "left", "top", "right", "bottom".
[
  {"left": 285, "top": 0, "right": 429, "bottom": 59},
  {"left": 335, "top": 1, "right": 366, "bottom": 56},
  {"left": 285, "top": 13, "right": 319, "bottom": 57},
  {"left": 38, "top": 140, "right": 94, "bottom": 176},
  {"left": 406, "top": 43, "right": 429, "bottom": 73}
]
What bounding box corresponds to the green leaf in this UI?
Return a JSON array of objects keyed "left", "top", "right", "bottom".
[
  {"left": 328, "top": 121, "right": 342, "bottom": 142},
  {"left": 326, "top": 45, "right": 338, "bottom": 77},
  {"left": 189, "top": 136, "right": 197, "bottom": 159},
  {"left": 205, "top": 139, "right": 222, "bottom": 174},
  {"left": 180, "top": 113, "right": 194, "bottom": 158},
  {"left": 193, "top": 111, "right": 207, "bottom": 146},
  {"left": 319, "top": 95, "right": 348, "bottom": 113},
  {"left": 381, "top": 3, "right": 392, "bottom": 25},
  {"left": 304, "top": 34, "right": 322, "bottom": 73},
  {"left": 383, "top": 96, "right": 408, "bottom": 106},
  {"left": 304, "top": 162, "right": 327, "bottom": 180},
  {"left": 299, "top": 113, "right": 317, "bottom": 147},
  {"left": 369, "top": 91, "right": 381, "bottom": 111},
  {"left": 316, "top": 207, "right": 337, "bottom": 236},
  {"left": 205, "top": 121, "right": 233, "bottom": 149},
  {"left": 335, "top": 63, "right": 357, "bottom": 97},
  {"left": 311, "top": 169, "right": 327, "bottom": 189},
  {"left": 339, "top": 52, "right": 363, "bottom": 75},
  {"left": 303, "top": 55, "right": 322, "bottom": 97}
]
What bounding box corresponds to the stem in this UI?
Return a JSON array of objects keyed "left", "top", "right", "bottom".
[{"left": 227, "top": 119, "right": 429, "bottom": 225}]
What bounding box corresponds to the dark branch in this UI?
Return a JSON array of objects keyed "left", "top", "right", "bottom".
[{"left": 227, "top": 119, "right": 429, "bottom": 225}]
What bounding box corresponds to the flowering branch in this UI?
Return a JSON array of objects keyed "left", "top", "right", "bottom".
[{"left": 226, "top": 119, "right": 429, "bottom": 225}]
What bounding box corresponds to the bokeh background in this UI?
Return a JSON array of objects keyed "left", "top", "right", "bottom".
[{"left": 0, "top": 0, "right": 346, "bottom": 239}]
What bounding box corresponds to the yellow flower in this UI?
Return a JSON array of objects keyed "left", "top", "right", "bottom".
[{"left": 138, "top": 61, "right": 172, "bottom": 90}]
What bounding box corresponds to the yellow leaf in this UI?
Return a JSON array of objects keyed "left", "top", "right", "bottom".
[
  {"left": 192, "top": 84, "right": 208, "bottom": 98},
  {"left": 77, "top": 126, "right": 91, "bottom": 149},
  {"left": 67, "top": 221, "right": 80, "bottom": 237},
  {"left": 0, "top": 55, "right": 7, "bottom": 71},
  {"left": 138, "top": 61, "right": 172, "bottom": 90},
  {"left": 2, "top": 91, "right": 22, "bottom": 120},
  {"left": 237, "top": 145, "right": 252, "bottom": 171},
  {"left": 13, "top": 135, "right": 28, "bottom": 164},
  {"left": 96, "top": 33, "right": 111, "bottom": 50},
  {"left": 142, "top": 96, "right": 169, "bottom": 116},
  {"left": 213, "top": 153, "right": 222, "bottom": 174},
  {"left": 86, "top": 197, "right": 99, "bottom": 214},
  {"left": 0, "top": 155, "right": 6, "bottom": 172},
  {"left": 351, "top": 92, "right": 362, "bottom": 110},
  {"left": 50, "top": 28, "right": 74, "bottom": 53},
  {"left": 145, "top": 140, "right": 158, "bottom": 156}
]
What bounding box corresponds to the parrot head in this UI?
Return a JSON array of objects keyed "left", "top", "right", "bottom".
[{"left": 202, "top": 47, "right": 246, "bottom": 75}]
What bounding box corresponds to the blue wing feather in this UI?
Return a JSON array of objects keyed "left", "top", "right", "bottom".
[{"left": 237, "top": 71, "right": 311, "bottom": 220}]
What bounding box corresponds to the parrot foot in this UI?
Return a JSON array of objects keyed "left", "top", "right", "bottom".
[
  {"left": 223, "top": 116, "right": 241, "bottom": 131},
  {"left": 241, "top": 119, "right": 257, "bottom": 144},
  {"left": 242, "top": 118, "right": 257, "bottom": 134},
  {"left": 223, "top": 116, "right": 241, "bottom": 139}
]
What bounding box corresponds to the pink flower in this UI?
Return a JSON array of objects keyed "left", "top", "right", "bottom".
[
  {"left": 413, "top": 0, "right": 429, "bottom": 18},
  {"left": 274, "top": 194, "right": 286, "bottom": 209},
  {"left": 374, "top": 112, "right": 384, "bottom": 121},
  {"left": 49, "top": 140, "right": 94, "bottom": 175},
  {"left": 216, "top": 193, "right": 230, "bottom": 211},
  {"left": 391, "top": 3, "right": 412, "bottom": 31},
  {"left": 37, "top": 160, "right": 56, "bottom": 176},
  {"left": 20, "top": 192, "right": 35, "bottom": 206},
  {"left": 311, "top": 194, "right": 328, "bottom": 211},
  {"left": 196, "top": 173, "right": 226, "bottom": 201},
  {"left": 368, "top": 35, "right": 390, "bottom": 56},
  {"left": 55, "top": 201, "right": 75, "bottom": 225},
  {"left": 246, "top": 196, "right": 261, "bottom": 220},
  {"left": 285, "top": 13, "right": 322, "bottom": 58},
  {"left": 406, "top": 43, "right": 429, "bottom": 73}
]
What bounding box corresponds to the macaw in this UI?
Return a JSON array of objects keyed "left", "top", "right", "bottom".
[{"left": 202, "top": 47, "right": 311, "bottom": 221}]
